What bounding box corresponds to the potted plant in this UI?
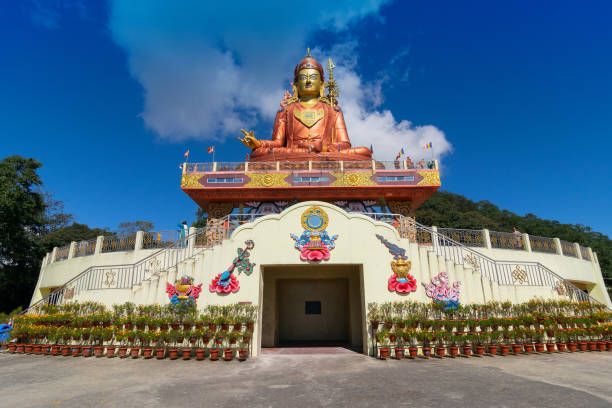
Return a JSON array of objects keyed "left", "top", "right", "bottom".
[
  {"left": 417, "top": 331, "right": 432, "bottom": 358},
  {"left": 448, "top": 334, "right": 460, "bottom": 357},
  {"left": 394, "top": 329, "right": 405, "bottom": 359},
  {"left": 376, "top": 330, "right": 390, "bottom": 359},
  {"left": 237, "top": 340, "right": 249, "bottom": 361},
  {"left": 115, "top": 331, "right": 129, "bottom": 358},
  {"left": 555, "top": 330, "right": 567, "bottom": 352},
  {"left": 141, "top": 331, "right": 154, "bottom": 359},
  {"left": 511, "top": 327, "right": 523, "bottom": 354},
  {"left": 487, "top": 332, "right": 499, "bottom": 355},
  {"left": 461, "top": 334, "right": 473, "bottom": 356},
  {"left": 167, "top": 330, "right": 181, "bottom": 359},
  {"left": 404, "top": 329, "right": 418, "bottom": 358}
]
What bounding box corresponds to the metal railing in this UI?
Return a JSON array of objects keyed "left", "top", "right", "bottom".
[
  {"left": 561, "top": 240, "right": 578, "bottom": 258},
  {"left": 529, "top": 235, "right": 557, "bottom": 254},
  {"left": 142, "top": 230, "right": 180, "bottom": 249},
  {"left": 55, "top": 245, "right": 70, "bottom": 262},
  {"left": 101, "top": 234, "right": 136, "bottom": 253},
  {"left": 183, "top": 159, "right": 438, "bottom": 174},
  {"left": 73, "top": 238, "right": 97, "bottom": 258},
  {"left": 490, "top": 231, "right": 524, "bottom": 250},
  {"left": 439, "top": 228, "right": 485, "bottom": 247}
]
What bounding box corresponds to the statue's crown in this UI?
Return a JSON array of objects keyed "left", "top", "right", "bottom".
[{"left": 294, "top": 48, "right": 324, "bottom": 82}]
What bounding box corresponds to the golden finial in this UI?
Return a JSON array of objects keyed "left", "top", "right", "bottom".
[
  {"left": 306, "top": 47, "right": 311, "bottom": 57},
  {"left": 327, "top": 57, "right": 336, "bottom": 80}
]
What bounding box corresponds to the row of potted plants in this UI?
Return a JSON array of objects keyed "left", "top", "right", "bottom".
[{"left": 368, "top": 299, "right": 611, "bottom": 359}]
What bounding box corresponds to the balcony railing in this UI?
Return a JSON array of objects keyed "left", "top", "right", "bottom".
[
  {"left": 73, "top": 238, "right": 97, "bottom": 258},
  {"left": 439, "top": 228, "right": 485, "bottom": 247},
  {"left": 490, "top": 231, "right": 523, "bottom": 250}
]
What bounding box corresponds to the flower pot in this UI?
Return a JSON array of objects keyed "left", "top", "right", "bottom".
[
  {"left": 474, "top": 345, "right": 485, "bottom": 356},
  {"left": 422, "top": 347, "right": 432, "bottom": 358},
  {"left": 379, "top": 347, "right": 390, "bottom": 359},
  {"left": 155, "top": 347, "right": 166, "bottom": 359},
  {"left": 82, "top": 346, "right": 93, "bottom": 357},
  {"left": 171, "top": 323, "right": 180, "bottom": 330},
  {"left": 118, "top": 347, "right": 128, "bottom": 358},
  {"left": 221, "top": 324, "right": 229, "bottom": 331},
  {"left": 61, "top": 346, "right": 71, "bottom": 356},
  {"left": 142, "top": 347, "right": 153, "bottom": 359},
  {"left": 7, "top": 344, "right": 16, "bottom": 353},
  {"left": 94, "top": 346, "right": 104, "bottom": 357},
  {"left": 125, "top": 323, "right": 133, "bottom": 330},
  {"left": 168, "top": 348, "right": 179, "bottom": 360},
  {"left": 71, "top": 346, "right": 81, "bottom": 356},
  {"left": 181, "top": 348, "right": 192, "bottom": 359},
  {"left": 32, "top": 345, "right": 42, "bottom": 355},
  {"left": 394, "top": 347, "right": 405, "bottom": 359},
  {"left": 545, "top": 343, "right": 556, "bottom": 353},
  {"left": 209, "top": 348, "right": 220, "bottom": 361},
  {"left": 230, "top": 338, "right": 237, "bottom": 345},
  {"left": 462, "top": 345, "right": 472, "bottom": 356},
  {"left": 42, "top": 345, "right": 51, "bottom": 355},
  {"left": 51, "top": 345, "right": 60, "bottom": 356},
  {"left": 597, "top": 342, "right": 606, "bottom": 352},
  {"left": 247, "top": 322, "right": 254, "bottom": 331},
  {"left": 160, "top": 324, "right": 168, "bottom": 330},
  {"left": 106, "top": 346, "right": 116, "bottom": 357},
  {"left": 449, "top": 346, "right": 459, "bottom": 357},
  {"left": 189, "top": 337, "right": 197, "bottom": 344},
  {"left": 556, "top": 343, "right": 567, "bottom": 352},
  {"left": 195, "top": 348, "right": 206, "bottom": 360},
  {"left": 223, "top": 349, "right": 233, "bottom": 361},
  {"left": 202, "top": 335, "right": 210, "bottom": 344},
  {"left": 130, "top": 347, "right": 141, "bottom": 358},
  {"left": 24, "top": 344, "right": 33, "bottom": 353},
  {"left": 567, "top": 342, "right": 577, "bottom": 352},
  {"left": 499, "top": 344, "right": 510, "bottom": 356},
  {"left": 1, "top": 344, "right": 7, "bottom": 351},
  {"left": 578, "top": 342, "right": 588, "bottom": 351},
  {"left": 234, "top": 323, "right": 242, "bottom": 331},
  {"left": 183, "top": 323, "right": 192, "bottom": 330},
  {"left": 408, "top": 346, "right": 418, "bottom": 358},
  {"left": 208, "top": 323, "right": 216, "bottom": 331},
  {"left": 16, "top": 344, "right": 25, "bottom": 353},
  {"left": 588, "top": 341, "right": 597, "bottom": 351},
  {"left": 533, "top": 343, "right": 543, "bottom": 353},
  {"left": 435, "top": 346, "right": 446, "bottom": 357},
  {"left": 487, "top": 345, "right": 498, "bottom": 355},
  {"left": 238, "top": 348, "right": 248, "bottom": 361},
  {"left": 607, "top": 341, "right": 612, "bottom": 351}
]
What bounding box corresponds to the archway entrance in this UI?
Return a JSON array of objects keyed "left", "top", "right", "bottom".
[{"left": 260, "top": 264, "right": 364, "bottom": 352}]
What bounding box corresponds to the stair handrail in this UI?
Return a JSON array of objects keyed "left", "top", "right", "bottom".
[{"left": 23, "top": 217, "right": 234, "bottom": 315}]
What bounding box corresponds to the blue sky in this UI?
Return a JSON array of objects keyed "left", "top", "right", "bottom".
[{"left": 1, "top": 1, "right": 611, "bottom": 236}]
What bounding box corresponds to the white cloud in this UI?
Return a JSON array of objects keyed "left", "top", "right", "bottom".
[{"left": 108, "top": 0, "right": 451, "bottom": 160}]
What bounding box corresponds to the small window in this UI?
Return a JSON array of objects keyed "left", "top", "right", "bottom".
[
  {"left": 377, "top": 176, "right": 414, "bottom": 182},
  {"left": 305, "top": 301, "right": 321, "bottom": 315}
]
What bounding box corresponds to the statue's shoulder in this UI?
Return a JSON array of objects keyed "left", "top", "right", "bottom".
[
  {"left": 278, "top": 101, "right": 298, "bottom": 113},
  {"left": 320, "top": 100, "right": 342, "bottom": 112}
]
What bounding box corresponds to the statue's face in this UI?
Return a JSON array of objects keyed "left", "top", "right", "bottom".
[{"left": 295, "top": 68, "right": 322, "bottom": 97}]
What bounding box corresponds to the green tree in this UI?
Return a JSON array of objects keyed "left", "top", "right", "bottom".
[
  {"left": 38, "top": 222, "right": 112, "bottom": 252},
  {"left": 0, "top": 156, "right": 46, "bottom": 313},
  {"left": 191, "top": 207, "right": 207, "bottom": 228}
]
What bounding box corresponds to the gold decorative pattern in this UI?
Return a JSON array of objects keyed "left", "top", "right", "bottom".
[
  {"left": 464, "top": 253, "right": 481, "bottom": 273},
  {"left": 104, "top": 270, "right": 116, "bottom": 287},
  {"left": 64, "top": 287, "right": 75, "bottom": 300},
  {"left": 554, "top": 281, "right": 569, "bottom": 296},
  {"left": 416, "top": 170, "right": 441, "bottom": 186},
  {"left": 330, "top": 172, "right": 376, "bottom": 187},
  {"left": 244, "top": 173, "right": 290, "bottom": 188},
  {"left": 207, "top": 202, "right": 234, "bottom": 219},
  {"left": 293, "top": 109, "right": 324, "bottom": 128},
  {"left": 388, "top": 201, "right": 412, "bottom": 216},
  {"left": 181, "top": 174, "right": 203, "bottom": 188},
  {"left": 512, "top": 265, "right": 528, "bottom": 284},
  {"left": 301, "top": 205, "right": 329, "bottom": 231}
]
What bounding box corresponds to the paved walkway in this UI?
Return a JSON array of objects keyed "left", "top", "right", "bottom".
[{"left": 1, "top": 349, "right": 611, "bottom": 407}]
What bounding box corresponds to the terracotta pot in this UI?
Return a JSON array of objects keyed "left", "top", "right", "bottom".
[
  {"left": 578, "top": 342, "right": 588, "bottom": 351},
  {"left": 532, "top": 343, "right": 543, "bottom": 353},
  {"left": 209, "top": 348, "right": 220, "bottom": 361},
  {"left": 125, "top": 323, "right": 133, "bottom": 330},
  {"left": 71, "top": 346, "right": 81, "bottom": 356},
  {"left": 208, "top": 323, "right": 216, "bottom": 331},
  {"left": 142, "top": 347, "right": 153, "bottom": 359},
  {"left": 422, "top": 347, "right": 432, "bottom": 358},
  {"left": 487, "top": 345, "right": 498, "bottom": 355},
  {"left": 566, "top": 342, "right": 577, "bottom": 352},
  {"left": 499, "top": 344, "right": 510, "bottom": 356},
  {"left": 223, "top": 349, "right": 233, "bottom": 361},
  {"left": 435, "top": 346, "right": 446, "bottom": 357},
  {"left": 171, "top": 323, "right": 180, "bottom": 330},
  {"left": 181, "top": 348, "right": 192, "bottom": 359},
  {"left": 189, "top": 337, "right": 198, "bottom": 344},
  {"left": 247, "top": 322, "right": 254, "bottom": 331},
  {"left": 195, "top": 348, "right": 206, "bottom": 360},
  {"left": 7, "top": 344, "right": 16, "bottom": 353},
  {"left": 202, "top": 335, "right": 210, "bottom": 344},
  {"left": 15, "top": 344, "right": 25, "bottom": 353},
  {"left": 597, "top": 342, "right": 606, "bottom": 352},
  {"left": 24, "top": 344, "right": 33, "bottom": 353},
  {"left": 449, "top": 346, "right": 459, "bottom": 357},
  {"left": 130, "top": 347, "right": 140, "bottom": 358},
  {"left": 607, "top": 341, "right": 612, "bottom": 351},
  {"left": 556, "top": 343, "right": 567, "bottom": 352},
  {"left": 118, "top": 347, "right": 128, "bottom": 358},
  {"left": 106, "top": 346, "right": 116, "bottom": 357},
  {"left": 238, "top": 348, "right": 248, "bottom": 361},
  {"left": 389, "top": 335, "right": 397, "bottom": 343},
  {"left": 155, "top": 348, "right": 166, "bottom": 359},
  {"left": 474, "top": 345, "right": 485, "bottom": 355},
  {"left": 230, "top": 338, "right": 237, "bottom": 345},
  {"left": 1, "top": 344, "right": 7, "bottom": 351},
  {"left": 545, "top": 343, "right": 556, "bottom": 353},
  {"left": 462, "top": 345, "right": 472, "bottom": 356},
  {"left": 588, "top": 341, "right": 597, "bottom": 351},
  {"left": 243, "top": 337, "right": 251, "bottom": 344},
  {"left": 51, "top": 345, "right": 60, "bottom": 356},
  {"left": 160, "top": 324, "right": 168, "bottom": 330},
  {"left": 394, "top": 347, "right": 405, "bottom": 359},
  {"left": 379, "top": 347, "right": 390, "bottom": 359},
  {"left": 61, "top": 346, "right": 71, "bottom": 356},
  {"left": 183, "top": 323, "right": 192, "bottom": 330},
  {"left": 408, "top": 346, "right": 418, "bottom": 358},
  {"left": 221, "top": 324, "right": 229, "bottom": 331},
  {"left": 234, "top": 323, "right": 242, "bottom": 331},
  {"left": 168, "top": 348, "right": 179, "bottom": 360},
  {"left": 82, "top": 346, "right": 92, "bottom": 357},
  {"left": 94, "top": 346, "right": 104, "bottom": 357},
  {"left": 32, "top": 345, "right": 42, "bottom": 355},
  {"left": 511, "top": 344, "right": 522, "bottom": 354},
  {"left": 41, "top": 345, "right": 50, "bottom": 355}
]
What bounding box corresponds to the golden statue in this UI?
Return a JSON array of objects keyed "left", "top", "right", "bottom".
[{"left": 238, "top": 51, "right": 372, "bottom": 162}]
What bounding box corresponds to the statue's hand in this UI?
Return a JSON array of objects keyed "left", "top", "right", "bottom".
[{"left": 238, "top": 129, "right": 261, "bottom": 149}]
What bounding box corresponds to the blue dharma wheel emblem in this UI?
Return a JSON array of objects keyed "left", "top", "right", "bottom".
[{"left": 301, "top": 206, "right": 329, "bottom": 232}]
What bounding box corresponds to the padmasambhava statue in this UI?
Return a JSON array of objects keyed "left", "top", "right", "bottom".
[{"left": 238, "top": 51, "right": 372, "bottom": 162}]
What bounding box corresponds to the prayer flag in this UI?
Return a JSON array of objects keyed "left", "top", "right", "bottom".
[
  {"left": 422, "top": 142, "right": 432, "bottom": 150},
  {"left": 207, "top": 146, "right": 215, "bottom": 154},
  {"left": 184, "top": 149, "right": 189, "bottom": 159}
]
